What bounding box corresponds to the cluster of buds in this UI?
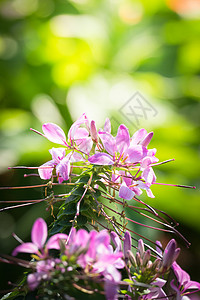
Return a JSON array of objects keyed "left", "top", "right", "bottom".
[{"left": 127, "top": 239, "right": 180, "bottom": 281}]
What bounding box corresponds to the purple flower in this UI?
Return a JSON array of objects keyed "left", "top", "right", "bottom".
[
  {"left": 142, "top": 278, "right": 168, "bottom": 300},
  {"left": 171, "top": 262, "right": 200, "bottom": 299},
  {"left": 38, "top": 148, "right": 83, "bottom": 183},
  {"left": 118, "top": 171, "right": 155, "bottom": 200},
  {"left": 161, "top": 239, "right": 180, "bottom": 272},
  {"left": 12, "top": 218, "right": 68, "bottom": 258}
]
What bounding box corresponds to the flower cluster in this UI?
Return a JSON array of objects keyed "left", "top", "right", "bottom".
[
  {"left": 35, "top": 113, "right": 158, "bottom": 199},
  {"left": 11, "top": 218, "right": 200, "bottom": 300},
  {"left": 1, "top": 114, "right": 200, "bottom": 300},
  {"left": 12, "top": 218, "right": 125, "bottom": 299}
]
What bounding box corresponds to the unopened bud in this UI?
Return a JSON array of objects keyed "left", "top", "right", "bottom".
[
  {"left": 152, "top": 258, "right": 162, "bottom": 271},
  {"left": 123, "top": 231, "right": 132, "bottom": 259},
  {"left": 138, "top": 239, "right": 145, "bottom": 258},
  {"left": 136, "top": 252, "right": 142, "bottom": 267},
  {"left": 162, "top": 239, "right": 180, "bottom": 271},
  {"left": 127, "top": 250, "right": 136, "bottom": 268},
  {"left": 143, "top": 249, "right": 151, "bottom": 267},
  {"left": 90, "top": 120, "right": 98, "bottom": 143}
]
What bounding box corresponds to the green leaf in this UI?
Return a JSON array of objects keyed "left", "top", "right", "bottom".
[{"left": 95, "top": 180, "right": 107, "bottom": 191}]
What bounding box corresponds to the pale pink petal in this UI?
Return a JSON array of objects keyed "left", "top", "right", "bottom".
[
  {"left": 125, "top": 145, "right": 147, "bottom": 163},
  {"left": 99, "top": 131, "right": 116, "bottom": 156},
  {"left": 142, "top": 167, "right": 156, "bottom": 185},
  {"left": 46, "top": 233, "right": 68, "bottom": 250},
  {"left": 76, "top": 137, "right": 93, "bottom": 154},
  {"left": 88, "top": 153, "right": 114, "bottom": 165},
  {"left": 70, "top": 152, "right": 84, "bottom": 162},
  {"left": 146, "top": 188, "right": 155, "bottom": 198},
  {"left": 32, "top": 218, "right": 47, "bottom": 249},
  {"left": 49, "top": 147, "right": 66, "bottom": 162},
  {"left": 12, "top": 242, "right": 39, "bottom": 256},
  {"left": 75, "top": 229, "right": 90, "bottom": 247},
  {"left": 56, "top": 155, "right": 70, "bottom": 182},
  {"left": 38, "top": 160, "right": 54, "bottom": 180},
  {"left": 140, "top": 157, "right": 152, "bottom": 169},
  {"left": 68, "top": 113, "right": 89, "bottom": 141},
  {"left": 42, "top": 123, "right": 67, "bottom": 145},
  {"left": 116, "top": 125, "right": 130, "bottom": 154},
  {"left": 73, "top": 127, "right": 89, "bottom": 140},
  {"left": 104, "top": 118, "right": 111, "bottom": 134},
  {"left": 119, "top": 182, "right": 135, "bottom": 200},
  {"left": 131, "top": 128, "right": 147, "bottom": 144}
]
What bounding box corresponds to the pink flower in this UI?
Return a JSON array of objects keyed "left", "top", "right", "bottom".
[
  {"left": 171, "top": 262, "right": 200, "bottom": 299},
  {"left": 38, "top": 148, "right": 83, "bottom": 183},
  {"left": 12, "top": 218, "right": 68, "bottom": 258}
]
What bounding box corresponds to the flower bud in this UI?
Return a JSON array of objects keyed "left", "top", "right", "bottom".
[
  {"left": 90, "top": 120, "right": 98, "bottom": 143},
  {"left": 138, "top": 239, "right": 145, "bottom": 258},
  {"left": 127, "top": 250, "right": 136, "bottom": 268},
  {"left": 142, "top": 249, "right": 151, "bottom": 267},
  {"left": 162, "top": 239, "right": 180, "bottom": 272},
  {"left": 123, "top": 231, "right": 131, "bottom": 260},
  {"left": 136, "top": 252, "right": 142, "bottom": 267}
]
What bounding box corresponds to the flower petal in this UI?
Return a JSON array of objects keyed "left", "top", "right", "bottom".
[
  {"left": 116, "top": 125, "right": 130, "bottom": 154},
  {"left": 42, "top": 123, "right": 67, "bottom": 145},
  {"left": 31, "top": 218, "right": 47, "bottom": 249},
  {"left": 76, "top": 137, "right": 93, "bottom": 154},
  {"left": 56, "top": 155, "right": 70, "bottom": 182},
  {"left": 131, "top": 128, "right": 147, "bottom": 144},
  {"left": 88, "top": 153, "right": 114, "bottom": 165},
  {"left": 125, "top": 145, "right": 147, "bottom": 163},
  {"left": 46, "top": 233, "right": 68, "bottom": 250},
  {"left": 104, "top": 118, "right": 111, "bottom": 134},
  {"left": 38, "top": 160, "right": 54, "bottom": 180},
  {"left": 99, "top": 131, "right": 116, "bottom": 156},
  {"left": 12, "top": 242, "right": 38, "bottom": 256},
  {"left": 49, "top": 147, "right": 66, "bottom": 162},
  {"left": 119, "top": 182, "right": 135, "bottom": 200}
]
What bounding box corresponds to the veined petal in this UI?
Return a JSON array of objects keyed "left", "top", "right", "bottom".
[
  {"left": 70, "top": 152, "right": 84, "bottom": 162},
  {"left": 38, "top": 160, "right": 54, "bottom": 180},
  {"left": 125, "top": 145, "right": 147, "bottom": 163},
  {"left": 142, "top": 167, "right": 156, "bottom": 185},
  {"left": 49, "top": 147, "right": 66, "bottom": 162},
  {"left": 116, "top": 125, "right": 130, "bottom": 154},
  {"left": 46, "top": 233, "right": 68, "bottom": 250},
  {"left": 184, "top": 280, "right": 200, "bottom": 291},
  {"left": 31, "top": 218, "right": 47, "bottom": 249},
  {"left": 76, "top": 137, "right": 93, "bottom": 154},
  {"left": 56, "top": 155, "right": 70, "bottom": 181},
  {"left": 88, "top": 153, "right": 114, "bottom": 165},
  {"left": 104, "top": 118, "right": 111, "bottom": 134},
  {"left": 42, "top": 123, "right": 67, "bottom": 145},
  {"left": 73, "top": 127, "right": 89, "bottom": 140},
  {"left": 68, "top": 113, "right": 89, "bottom": 141},
  {"left": 119, "top": 182, "right": 135, "bottom": 200},
  {"left": 99, "top": 131, "right": 116, "bottom": 156},
  {"left": 131, "top": 128, "right": 147, "bottom": 145},
  {"left": 12, "top": 242, "right": 38, "bottom": 256}
]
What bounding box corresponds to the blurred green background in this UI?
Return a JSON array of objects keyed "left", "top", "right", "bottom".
[{"left": 0, "top": 0, "right": 200, "bottom": 294}]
